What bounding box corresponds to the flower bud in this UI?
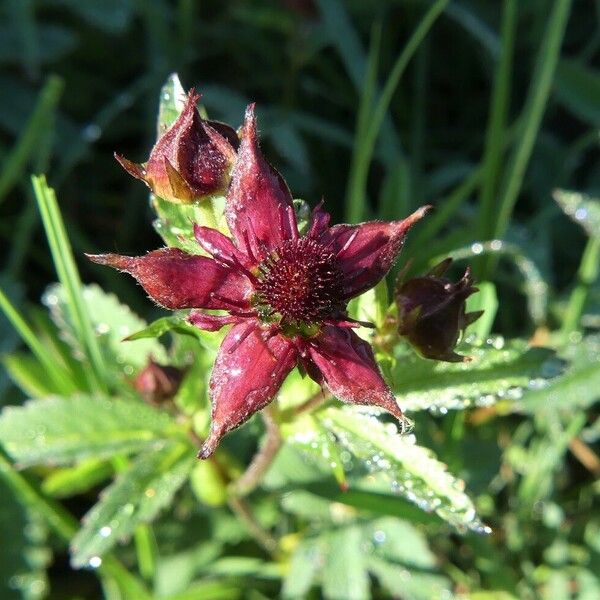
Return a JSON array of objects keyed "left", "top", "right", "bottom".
[
  {"left": 395, "top": 258, "right": 482, "bottom": 362},
  {"left": 115, "top": 90, "right": 238, "bottom": 203},
  {"left": 134, "top": 358, "right": 185, "bottom": 405}
]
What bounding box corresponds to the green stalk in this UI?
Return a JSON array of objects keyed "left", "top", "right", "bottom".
[
  {"left": 0, "top": 76, "right": 63, "bottom": 205},
  {"left": 0, "top": 448, "right": 150, "bottom": 598},
  {"left": 32, "top": 175, "right": 108, "bottom": 393},
  {"left": 561, "top": 235, "right": 600, "bottom": 340},
  {"left": 478, "top": 0, "right": 517, "bottom": 240},
  {"left": 345, "top": 0, "right": 449, "bottom": 223},
  {"left": 0, "top": 286, "right": 76, "bottom": 394},
  {"left": 484, "top": 0, "right": 572, "bottom": 275}
]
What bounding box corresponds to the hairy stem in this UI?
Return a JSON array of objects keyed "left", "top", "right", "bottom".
[{"left": 232, "top": 405, "right": 282, "bottom": 497}]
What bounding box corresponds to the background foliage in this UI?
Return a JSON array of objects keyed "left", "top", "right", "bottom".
[{"left": 0, "top": 1, "right": 599, "bottom": 599}]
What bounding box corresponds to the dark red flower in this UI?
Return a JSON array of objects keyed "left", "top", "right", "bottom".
[
  {"left": 115, "top": 90, "right": 238, "bottom": 203},
  {"left": 89, "top": 104, "right": 430, "bottom": 458},
  {"left": 395, "top": 258, "right": 483, "bottom": 362}
]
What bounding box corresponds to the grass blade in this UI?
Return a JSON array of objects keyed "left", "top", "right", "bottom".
[
  {"left": 0, "top": 75, "right": 63, "bottom": 205},
  {"left": 484, "top": 0, "right": 573, "bottom": 274},
  {"left": 32, "top": 175, "right": 108, "bottom": 393},
  {"left": 345, "top": 0, "right": 449, "bottom": 222},
  {"left": 477, "top": 0, "right": 518, "bottom": 241}
]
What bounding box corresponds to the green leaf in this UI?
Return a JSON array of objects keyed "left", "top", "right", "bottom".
[
  {"left": 392, "top": 337, "right": 560, "bottom": 413},
  {"left": 2, "top": 354, "right": 59, "bottom": 397},
  {"left": 365, "top": 517, "right": 436, "bottom": 569},
  {"left": 322, "top": 525, "right": 370, "bottom": 600},
  {"left": 0, "top": 477, "right": 49, "bottom": 600},
  {"left": 553, "top": 189, "right": 600, "bottom": 239},
  {"left": 554, "top": 59, "right": 600, "bottom": 125},
  {"left": 320, "top": 407, "right": 488, "bottom": 533},
  {"left": 282, "top": 539, "right": 322, "bottom": 599},
  {"left": 127, "top": 314, "right": 223, "bottom": 352},
  {"left": 349, "top": 277, "right": 388, "bottom": 331},
  {"left": 465, "top": 281, "right": 498, "bottom": 339},
  {"left": 70, "top": 441, "right": 194, "bottom": 568},
  {"left": 44, "top": 283, "right": 167, "bottom": 373},
  {"left": 0, "top": 395, "right": 178, "bottom": 466},
  {"left": 515, "top": 335, "right": 600, "bottom": 413},
  {"left": 152, "top": 194, "right": 227, "bottom": 253},
  {"left": 282, "top": 413, "right": 347, "bottom": 488},
  {"left": 367, "top": 556, "right": 451, "bottom": 600},
  {"left": 42, "top": 458, "right": 113, "bottom": 498},
  {"left": 157, "top": 73, "right": 187, "bottom": 134}
]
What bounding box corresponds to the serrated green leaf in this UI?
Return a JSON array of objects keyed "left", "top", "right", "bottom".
[
  {"left": 392, "top": 337, "right": 560, "bottom": 413},
  {"left": 553, "top": 189, "right": 600, "bottom": 239},
  {"left": 320, "top": 407, "right": 487, "bottom": 533},
  {"left": 322, "top": 525, "right": 369, "bottom": 600},
  {"left": 0, "top": 395, "right": 178, "bottom": 466},
  {"left": 515, "top": 335, "right": 600, "bottom": 413},
  {"left": 44, "top": 283, "right": 167, "bottom": 374},
  {"left": 70, "top": 442, "right": 194, "bottom": 568},
  {"left": 282, "top": 414, "right": 347, "bottom": 488}
]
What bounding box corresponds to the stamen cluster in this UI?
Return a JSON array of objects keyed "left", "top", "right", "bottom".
[{"left": 254, "top": 237, "right": 344, "bottom": 328}]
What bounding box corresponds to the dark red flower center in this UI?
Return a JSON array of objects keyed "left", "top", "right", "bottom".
[{"left": 254, "top": 237, "right": 344, "bottom": 329}]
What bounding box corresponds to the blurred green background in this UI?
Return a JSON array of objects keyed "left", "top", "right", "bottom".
[{"left": 0, "top": 0, "right": 599, "bottom": 599}]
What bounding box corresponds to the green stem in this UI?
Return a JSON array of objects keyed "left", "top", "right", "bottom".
[
  {"left": 478, "top": 0, "right": 517, "bottom": 240},
  {"left": 345, "top": 0, "right": 448, "bottom": 223},
  {"left": 484, "top": 0, "right": 572, "bottom": 275},
  {"left": 561, "top": 235, "right": 600, "bottom": 340},
  {"left": 32, "top": 175, "right": 108, "bottom": 393}
]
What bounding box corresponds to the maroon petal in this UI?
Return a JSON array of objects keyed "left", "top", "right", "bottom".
[
  {"left": 305, "top": 326, "right": 403, "bottom": 420},
  {"left": 86, "top": 248, "right": 251, "bottom": 311},
  {"left": 193, "top": 224, "right": 253, "bottom": 270},
  {"left": 322, "top": 206, "right": 431, "bottom": 299},
  {"left": 225, "top": 104, "right": 296, "bottom": 262},
  {"left": 199, "top": 322, "right": 297, "bottom": 458}
]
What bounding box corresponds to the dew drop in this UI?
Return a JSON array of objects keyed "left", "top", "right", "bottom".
[
  {"left": 373, "top": 530, "right": 386, "bottom": 544},
  {"left": 88, "top": 556, "right": 102, "bottom": 568},
  {"left": 99, "top": 526, "right": 112, "bottom": 538}
]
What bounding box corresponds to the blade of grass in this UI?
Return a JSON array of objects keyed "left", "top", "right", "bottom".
[
  {"left": 0, "top": 287, "right": 76, "bottom": 394},
  {"left": 345, "top": 0, "right": 449, "bottom": 223},
  {"left": 560, "top": 234, "right": 600, "bottom": 340},
  {"left": 32, "top": 175, "right": 108, "bottom": 393},
  {"left": 477, "top": 0, "right": 517, "bottom": 241},
  {"left": 0, "top": 447, "right": 150, "bottom": 598},
  {"left": 0, "top": 76, "right": 63, "bottom": 205},
  {"left": 483, "top": 0, "right": 573, "bottom": 275}
]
